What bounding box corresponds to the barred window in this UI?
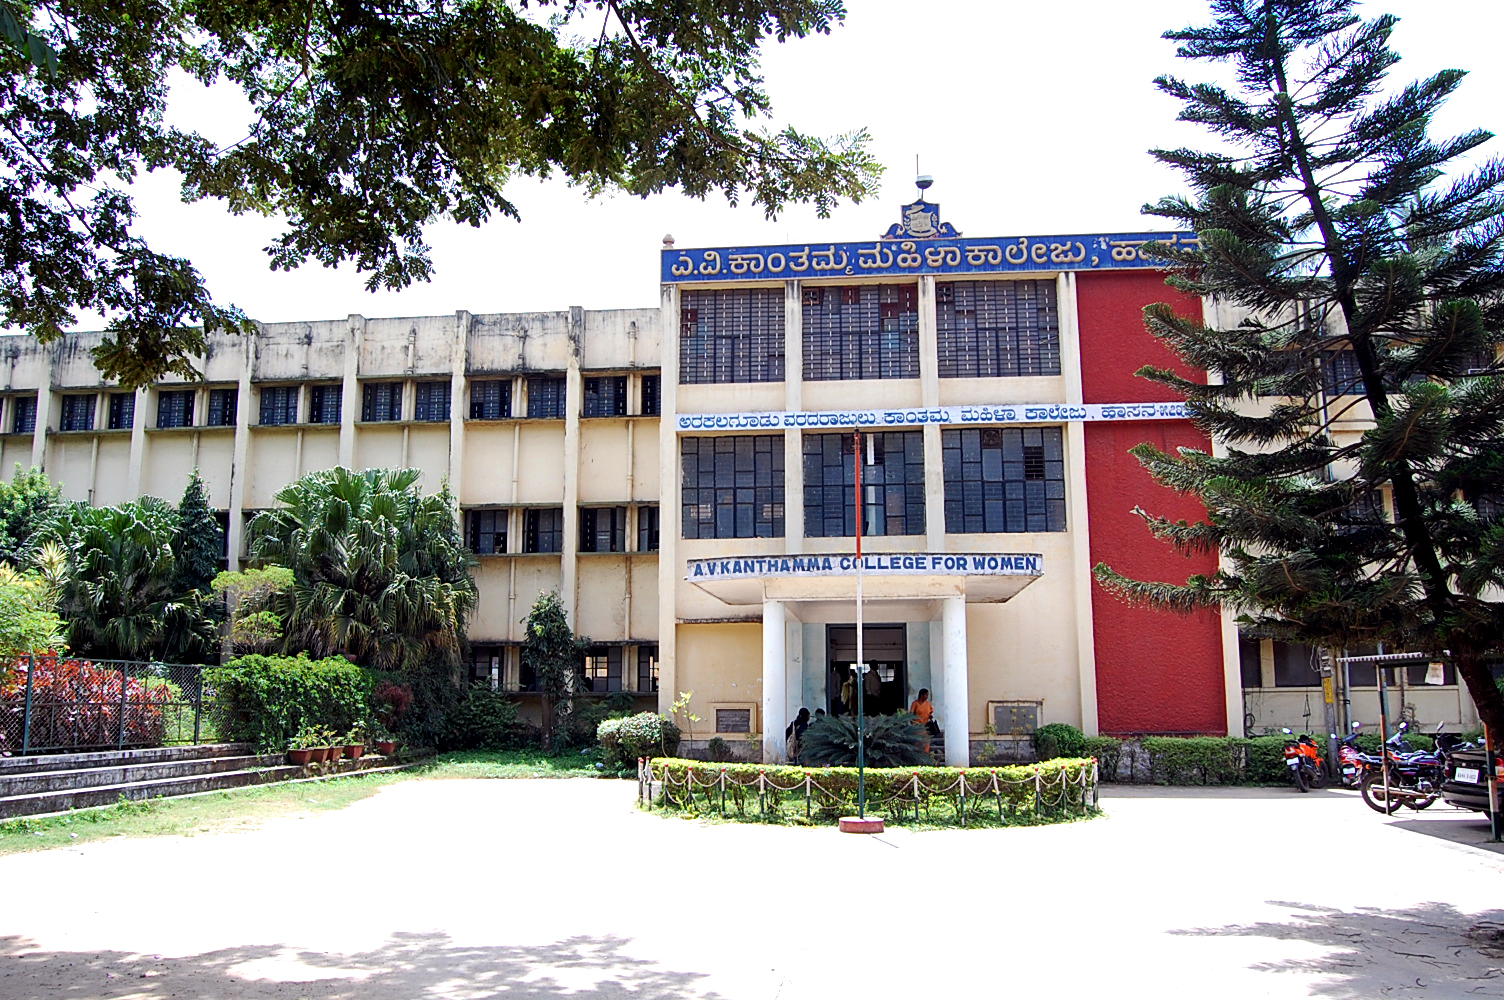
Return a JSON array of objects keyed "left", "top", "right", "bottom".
[
  {"left": 362, "top": 382, "right": 403, "bottom": 422},
  {"left": 942, "top": 427, "right": 1066, "bottom": 533},
  {"left": 107, "top": 392, "right": 135, "bottom": 430},
  {"left": 936, "top": 280, "right": 1060, "bottom": 378},
  {"left": 583, "top": 376, "right": 627, "bottom": 417},
  {"left": 640, "top": 374, "right": 661, "bottom": 416},
  {"left": 637, "top": 645, "right": 659, "bottom": 693},
  {"left": 580, "top": 506, "right": 627, "bottom": 552},
  {"left": 582, "top": 646, "right": 623, "bottom": 693},
  {"left": 803, "top": 431, "right": 925, "bottom": 537},
  {"left": 637, "top": 505, "right": 660, "bottom": 552},
  {"left": 469, "top": 379, "right": 511, "bottom": 420},
  {"left": 1321, "top": 349, "right": 1364, "bottom": 396},
  {"left": 207, "top": 388, "right": 238, "bottom": 427},
  {"left": 802, "top": 284, "right": 920, "bottom": 380},
  {"left": 259, "top": 386, "right": 298, "bottom": 426},
  {"left": 157, "top": 390, "right": 195, "bottom": 428},
  {"left": 470, "top": 645, "right": 506, "bottom": 690},
  {"left": 11, "top": 395, "right": 35, "bottom": 434},
  {"left": 681, "top": 435, "right": 785, "bottom": 539},
  {"left": 524, "top": 508, "right": 565, "bottom": 553},
  {"left": 679, "top": 288, "right": 785, "bottom": 384},
  {"left": 465, "top": 509, "right": 508, "bottom": 555},
  {"left": 308, "top": 385, "right": 341, "bottom": 424},
  {"left": 415, "top": 381, "right": 450, "bottom": 422},
  {"left": 527, "top": 376, "right": 566, "bottom": 419},
  {"left": 59, "top": 394, "right": 96, "bottom": 431}
]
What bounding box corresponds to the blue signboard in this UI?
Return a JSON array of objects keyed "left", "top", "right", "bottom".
[{"left": 662, "top": 231, "right": 1198, "bottom": 283}]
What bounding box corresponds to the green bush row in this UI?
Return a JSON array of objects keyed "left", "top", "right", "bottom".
[
  {"left": 598, "top": 712, "right": 681, "bottom": 770},
  {"left": 208, "top": 653, "right": 370, "bottom": 749},
  {"left": 1076, "top": 733, "right": 1359, "bottom": 785}
]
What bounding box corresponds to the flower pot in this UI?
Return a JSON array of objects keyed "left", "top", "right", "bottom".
[
  {"left": 375, "top": 741, "right": 397, "bottom": 755},
  {"left": 313, "top": 746, "right": 332, "bottom": 763},
  {"left": 288, "top": 748, "right": 315, "bottom": 766},
  {"left": 344, "top": 744, "right": 364, "bottom": 759}
]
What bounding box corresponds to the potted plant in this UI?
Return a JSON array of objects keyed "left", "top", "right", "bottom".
[
  {"left": 369, "top": 719, "right": 397, "bottom": 756},
  {"left": 343, "top": 721, "right": 368, "bottom": 759},
  {"left": 309, "top": 724, "right": 338, "bottom": 763},
  {"left": 287, "top": 725, "right": 326, "bottom": 766}
]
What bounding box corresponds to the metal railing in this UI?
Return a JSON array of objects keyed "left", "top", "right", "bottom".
[{"left": 1, "top": 655, "right": 221, "bottom": 756}]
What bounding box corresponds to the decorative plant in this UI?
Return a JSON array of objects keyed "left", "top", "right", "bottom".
[
  {"left": 667, "top": 691, "right": 700, "bottom": 750},
  {"left": 344, "top": 721, "right": 368, "bottom": 745},
  {"left": 289, "top": 723, "right": 337, "bottom": 750},
  {"left": 797, "top": 711, "right": 931, "bottom": 768}
]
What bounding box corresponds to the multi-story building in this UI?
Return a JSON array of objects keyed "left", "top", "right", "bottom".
[{"left": 0, "top": 192, "right": 1478, "bottom": 759}]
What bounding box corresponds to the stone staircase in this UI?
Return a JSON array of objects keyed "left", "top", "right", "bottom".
[{"left": 0, "top": 743, "right": 413, "bottom": 820}]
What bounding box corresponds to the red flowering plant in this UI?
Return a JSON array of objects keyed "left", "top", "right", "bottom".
[{"left": 0, "top": 653, "right": 171, "bottom": 753}]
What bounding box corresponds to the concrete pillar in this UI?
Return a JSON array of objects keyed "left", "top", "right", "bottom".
[
  {"left": 126, "top": 386, "right": 148, "bottom": 497},
  {"left": 656, "top": 282, "right": 681, "bottom": 713},
  {"left": 762, "top": 599, "right": 788, "bottom": 763},
  {"left": 1059, "top": 272, "right": 1100, "bottom": 735},
  {"left": 783, "top": 279, "right": 804, "bottom": 555},
  {"left": 339, "top": 315, "right": 363, "bottom": 468},
  {"left": 561, "top": 306, "right": 583, "bottom": 625},
  {"left": 941, "top": 595, "right": 969, "bottom": 767},
  {"left": 918, "top": 276, "right": 946, "bottom": 547},
  {"left": 225, "top": 328, "right": 256, "bottom": 571},
  {"left": 449, "top": 311, "right": 470, "bottom": 506}
]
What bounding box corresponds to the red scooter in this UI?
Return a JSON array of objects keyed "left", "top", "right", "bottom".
[{"left": 1282, "top": 727, "right": 1327, "bottom": 792}]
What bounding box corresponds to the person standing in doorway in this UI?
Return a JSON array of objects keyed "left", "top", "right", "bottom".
[
  {"left": 910, "top": 688, "right": 936, "bottom": 751},
  {"left": 840, "top": 668, "right": 857, "bottom": 720},
  {"left": 863, "top": 662, "right": 881, "bottom": 714}
]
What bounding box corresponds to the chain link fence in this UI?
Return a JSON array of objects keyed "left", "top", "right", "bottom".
[{"left": 0, "top": 655, "right": 221, "bottom": 755}]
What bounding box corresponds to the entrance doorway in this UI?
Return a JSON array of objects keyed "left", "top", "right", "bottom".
[{"left": 826, "top": 624, "right": 907, "bottom": 716}]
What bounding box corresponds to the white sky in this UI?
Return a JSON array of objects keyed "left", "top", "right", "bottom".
[{"left": 114, "top": 0, "right": 1501, "bottom": 326}]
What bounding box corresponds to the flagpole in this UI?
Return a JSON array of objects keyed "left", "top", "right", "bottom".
[{"left": 855, "top": 427, "right": 866, "bottom": 819}]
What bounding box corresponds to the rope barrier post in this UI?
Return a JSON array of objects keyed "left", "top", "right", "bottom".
[
  {"left": 958, "top": 771, "right": 966, "bottom": 827},
  {"left": 1034, "top": 770, "right": 1042, "bottom": 820},
  {"left": 993, "top": 770, "right": 1002, "bottom": 822},
  {"left": 719, "top": 768, "right": 727, "bottom": 815},
  {"left": 913, "top": 773, "right": 920, "bottom": 824},
  {"left": 805, "top": 773, "right": 812, "bottom": 820},
  {"left": 758, "top": 770, "right": 766, "bottom": 819}
]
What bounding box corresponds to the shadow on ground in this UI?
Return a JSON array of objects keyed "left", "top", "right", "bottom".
[
  {"left": 1387, "top": 809, "right": 1504, "bottom": 857},
  {"left": 1174, "top": 900, "right": 1504, "bottom": 997},
  {"left": 0, "top": 931, "right": 721, "bottom": 1000}
]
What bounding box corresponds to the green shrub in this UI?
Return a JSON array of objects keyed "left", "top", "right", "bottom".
[
  {"left": 706, "top": 736, "right": 736, "bottom": 762},
  {"left": 1142, "top": 736, "right": 1246, "bottom": 785},
  {"left": 442, "top": 685, "right": 523, "bottom": 751},
  {"left": 1245, "top": 735, "right": 1293, "bottom": 784},
  {"left": 1034, "top": 723, "right": 1086, "bottom": 761},
  {"left": 597, "top": 712, "right": 681, "bottom": 770},
  {"left": 207, "top": 653, "right": 369, "bottom": 749},
  {"left": 798, "top": 712, "right": 930, "bottom": 767},
  {"left": 1081, "top": 736, "right": 1124, "bottom": 779}
]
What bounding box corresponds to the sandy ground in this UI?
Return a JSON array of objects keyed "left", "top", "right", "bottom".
[{"left": 1, "top": 778, "right": 1502, "bottom": 999}]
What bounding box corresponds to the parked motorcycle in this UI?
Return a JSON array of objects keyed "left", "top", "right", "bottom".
[
  {"left": 1336, "top": 722, "right": 1367, "bottom": 788},
  {"left": 1358, "top": 722, "right": 1447, "bottom": 814},
  {"left": 1282, "top": 728, "right": 1326, "bottom": 792}
]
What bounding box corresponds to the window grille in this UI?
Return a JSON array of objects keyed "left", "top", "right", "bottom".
[
  {"left": 1320, "top": 349, "right": 1364, "bottom": 397},
  {"left": 524, "top": 508, "right": 565, "bottom": 553},
  {"left": 107, "top": 392, "right": 135, "bottom": 430},
  {"left": 583, "top": 376, "right": 628, "bottom": 417},
  {"left": 681, "top": 435, "right": 785, "bottom": 539},
  {"left": 582, "top": 647, "right": 623, "bottom": 692},
  {"left": 679, "top": 289, "right": 785, "bottom": 384},
  {"left": 59, "top": 394, "right": 96, "bottom": 431},
  {"left": 579, "top": 506, "right": 627, "bottom": 552},
  {"left": 640, "top": 374, "right": 661, "bottom": 415},
  {"left": 214, "top": 512, "right": 230, "bottom": 561},
  {"left": 156, "top": 390, "right": 195, "bottom": 428},
  {"left": 308, "top": 385, "right": 341, "bottom": 424},
  {"left": 11, "top": 395, "right": 36, "bottom": 434},
  {"left": 362, "top": 382, "right": 403, "bottom": 422},
  {"left": 936, "top": 280, "right": 1060, "bottom": 377},
  {"left": 942, "top": 427, "right": 1067, "bottom": 533},
  {"left": 802, "top": 284, "right": 920, "bottom": 380},
  {"left": 469, "top": 379, "right": 511, "bottom": 420},
  {"left": 207, "top": 388, "right": 238, "bottom": 427},
  {"left": 259, "top": 386, "right": 298, "bottom": 426},
  {"left": 466, "top": 509, "right": 508, "bottom": 555},
  {"left": 802, "top": 431, "right": 925, "bottom": 537},
  {"left": 637, "top": 645, "right": 659, "bottom": 693},
  {"left": 636, "top": 505, "right": 660, "bottom": 552},
  {"left": 527, "top": 377, "right": 566, "bottom": 419},
  {"left": 469, "top": 645, "right": 507, "bottom": 690},
  {"left": 415, "top": 381, "right": 450, "bottom": 422}
]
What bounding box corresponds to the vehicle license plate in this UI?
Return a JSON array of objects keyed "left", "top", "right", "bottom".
[
  {"left": 1455, "top": 767, "right": 1481, "bottom": 784},
  {"left": 1286, "top": 758, "right": 1300, "bottom": 767},
  {"left": 1342, "top": 767, "right": 1355, "bottom": 776}
]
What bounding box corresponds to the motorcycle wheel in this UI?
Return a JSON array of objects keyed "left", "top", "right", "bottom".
[
  {"left": 1406, "top": 788, "right": 1439, "bottom": 810},
  {"left": 1306, "top": 766, "right": 1327, "bottom": 789},
  {"left": 1360, "top": 773, "right": 1402, "bottom": 814},
  {"left": 1294, "top": 766, "right": 1311, "bottom": 792}
]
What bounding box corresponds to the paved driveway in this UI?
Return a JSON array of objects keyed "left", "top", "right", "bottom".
[{"left": 1, "top": 779, "right": 1501, "bottom": 999}]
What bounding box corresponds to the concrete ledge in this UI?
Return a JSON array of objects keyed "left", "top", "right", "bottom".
[
  {"left": 838, "top": 815, "right": 885, "bottom": 834},
  {"left": 0, "top": 744, "right": 255, "bottom": 776}
]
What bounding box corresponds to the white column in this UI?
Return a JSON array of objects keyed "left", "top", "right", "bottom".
[
  {"left": 762, "top": 599, "right": 788, "bottom": 764},
  {"left": 339, "top": 315, "right": 363, "bottom": 468},
  {"left": 1059, "top": 272, "right": 1100, "bottom": 735},
  {"left": 561, "top": 306, "right": 583, "bottom": 624},
  {"left": 656, "top": 282, "right": 681, "bottom": 714},
  {"left": 941, "top": 595, "right": 969, "bottom": 767},
  {"left": 225, "top": 328, "right": 256, "bottom": 572}
]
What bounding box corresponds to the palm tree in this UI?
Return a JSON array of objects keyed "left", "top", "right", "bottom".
[{"left": 248, "top": 468, "right": 477, "bottom": 673}]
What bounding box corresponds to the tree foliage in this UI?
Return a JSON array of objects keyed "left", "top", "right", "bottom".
[
  {"left": 796, "top": 711, "right": 932, "bottom": 768},
  {"left": 1, "top": 0, "right": 880, "bottom": 388},
  {"left": 521, "top": 590, "right": 590, "bottom": 750},
  {"left": 248, "top": 467, "right": 477, "bottom": 674},
  {"left": 165, "top": 470, "right": 224, "bottom": 661},
  {"left": 212, "top": 564, "right": 295, "bottom": 655},
  {"left": 1098, "top": 1, "right": 1504, "bottom": 734},
  {"left": 0, "top": 543, "right": 66, "bottom": 671},
  {"left": 0, "top": 465, "right": 64, "bottom": 567}
]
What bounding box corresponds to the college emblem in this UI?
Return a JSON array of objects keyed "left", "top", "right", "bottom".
[{"left": 883, "top": 199, "right": 960, "bottom": 240}]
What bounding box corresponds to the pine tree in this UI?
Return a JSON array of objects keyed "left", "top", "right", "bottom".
[
  {"left": 521, "top": 591, "right": 589, "bottom": 752},
  {"left": 1096, "top": 2, "right": 1504, "bottom": 735},
  {"left": 167, "top": 470, "right": 224, "bottom": 661}
]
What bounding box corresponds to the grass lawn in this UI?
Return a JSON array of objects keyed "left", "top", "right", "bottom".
[{"left": 0, "top": 749, "right": 610, "bottom": 857}]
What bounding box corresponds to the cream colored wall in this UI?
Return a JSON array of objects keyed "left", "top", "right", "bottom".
[
  {"left": 628, "top": 557, "right": 658, "bottom": 638},
  {"left": 674, "top": 536, "right": 787, "bottom": 622},
  {"left": 91, "top": 437, "right": 134, "bottom": 506},
  {"left": 404, "top": 425, "right": 452, "bottom": 488},
  {"left": 676, "top": 383, "right": 784, "bottom": 414},
  {"left": 514, "top": 424, "right": 567, "bottom": 502},
  {"left": 1242, "top": 686, "right": 1478, "bottom": 733},
  {"left": 576, "top": 555, "right": 630, "bottom": 638},
  {"left": 352, "top": 425, "right": 407, "bottom": 474},
  {"left": 298, "top": 429, "right": 340, "bottom": 481},
  {"left": 141, "top": 433, "right": 201, "bottom": 500},
  {"left": 577, "top": 422, "right": 632, "bottom": 503},
  {"left": 460, "top": 425, "right": 517, "bottom": 504},
  {"left": 674, "top": 622, "right": 763, "bottom": 733}
]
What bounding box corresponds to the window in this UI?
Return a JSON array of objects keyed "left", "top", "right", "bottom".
[
  {"left": 469, "top": 645, "right": 506, "bottom": 690},
  {"left": 583, "top": 376, "right": 627, "bottom": 417},
  {"left": 679, "top": 288, "right": 785, "bottom": 384},
  {"left": 936, "top": 280, "right": 1061, "bottom": 377},
  {"left": 802, "top": 284, "right": 920, "bottom": 380},
  {"left": 207, "top": 388, "right": 238, "bottom": 427},
  {"left": 308, "top": 385, "right": 341, "bottom": 424},
  {"left": 582, "top": 646, "right": 623, "bottom": 693},
  {"left": 11, "top": 395, "right": 35, "bottom": 434},
  {"left": 259, "top": 386, "right": 298, "bottom": 426},
  {"left": 465, "top": 509, "right": 508, "bottom": 555},
  {"left": 1321, "top": 349, "right": 1364, "bottom": 396},
  {"left": 524, "top": 508, "right": 565, "bottom": 553},
  {"left": 415, "top": 381, "right": 450, "bottom": 422},
  {"left": 59, "top": 394, "right": 96, "bottom": 431},
  {"left": 106, "top": 392, "right": 135, "bottom": 430},
  {"left": 803, "top": 431, "right": 925, "bottom": 537},
  {"left": 942, "top": 427, "right": 1067, "bottom": 533},
  {"left": 214, "top": 512, "right": 230, "bottom": 562},
  {"left": 362, "top": 382, "right": 403, "bottom": 421},
  {"left": 469, "top": 379, "right": 511, "bottom": 420},
  {"left": 526, "top": 377, "right": 566, "bottom": 418},
  {"left": 640, "top": 374, "right": 661, "bottom": 416},
  {"left": 578, "top": 506, "right": 627, "bottom": 552},
  {"left": 636, "top": 506, "right": 660, "bottom": 552},
  {"left": 156, "top": 390, "right": 194, "bottom": 428},
  {"left": 681, "top": 435, "right": 785, "bottom": 539},
  {"left": 1239, "top": 634, "right": 1263, "bottom": 688},
  {"left": 1272, "top": 642, "right": 1322, "bottom": 687},
  {"left": 637, "top": 645, "right": 659, "bottom": 693}
]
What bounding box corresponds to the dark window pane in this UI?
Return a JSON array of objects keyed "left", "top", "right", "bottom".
[
  {"left": 1321, "top": 349, "right": 1364, "bottom": 396},
  {"left": 582, "top": 646, "right": 623, "bottom": 692},
  {"left": 106, "top": 392, "right": 135, "bottom": 430},
  {"left": 583, "top": 376, "right": 628, "bottom": 417},
  {"left": 11, "top": 395, "right": 36, "bottom": 434},
  {"left": 637, "top": 645, "right": 659, "bottom": 692},
  {"left": 936, "top": 279, "right": 1060, "bottom": 378},
  {"left": 803, "top": 431, "right": 924, "bottom": 537},
  {"left": 207, "top": 388, "right": 238, "bottom": 427},
  {"left": 527, "top": 377, "right": 566, "bottom": 419},
  {"left": 1239, "top": 635, "right": 1263, "bottom": 688},
  {"left": 1272, "top": 642, "right": 1322, "bottom": 687},
  {"left": 679, "top": 436, "right": 784, "bottom": 538},
  {"left": 679, "top": 289, "right": 785, "bottom": 384},
  {"left": 636, "top": 506, "right": 659, "bottom": 551},
  {"left": 469, "top": 379, "right": 511, "bottom": 420},
  {"left": 156, "top": 390, "right": 194, "bottom": 428},
  {"left": 640, "top": 374, "right": 661, "bottom": 416},
  {"left": 60, "top": 394, "right": 96, "bottom": 431},
  {"left": 579, "top": 506, "right": 627, "bottom": 552},
  {"left": 259, "top": 386, "right": 298, "bottom": 426},
  {"left": 802, "top": 284, "right": 919, "bottom": 380},
  {"left": 308, "top": 385, "right": 342, "bottom": 424},
  {"left": 941, "top": 426, "right": 1066, "bottom": 533},
  {"left": 362, "top": 382, "right": 403, "bottom": 422},
  {"left": 524, "top": 508, "right": 564, "bottom": 553},
  {"left": 415, "top": 381, "right": 450, "bottom": 422},
  {"left": 465, "top": 509, "right": 508, "bottom": 555}
]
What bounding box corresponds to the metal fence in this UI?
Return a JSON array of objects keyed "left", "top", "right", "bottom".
[{"left": 0, "top": 655, "right": 221, "bottom": 756}]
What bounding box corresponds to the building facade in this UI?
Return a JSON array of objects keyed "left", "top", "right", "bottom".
[{"left": 0, "top": 196, "right": 1478, "bottom": 759}]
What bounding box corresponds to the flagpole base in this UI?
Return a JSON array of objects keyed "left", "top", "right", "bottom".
[{"left": 838, "top": 816, "right": 885, "bottom": 834}]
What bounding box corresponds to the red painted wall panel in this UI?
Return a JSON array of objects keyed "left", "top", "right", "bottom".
[{"left": 1077, "top": 271, "right": 1227, "bottom": 735}]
